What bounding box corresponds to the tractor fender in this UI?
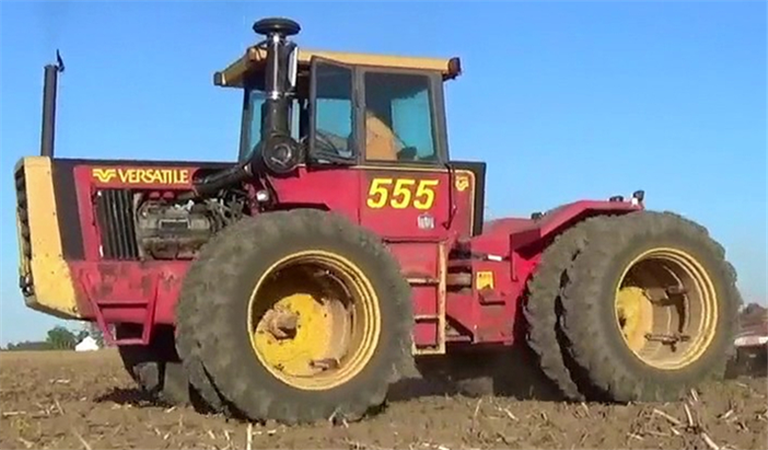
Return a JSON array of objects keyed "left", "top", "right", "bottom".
[
  {"left": 517, "top": 200, "right": 642, "bottom": 250},
  {"left": 472, "top": 200, "right": 642, "bottom": 256}
]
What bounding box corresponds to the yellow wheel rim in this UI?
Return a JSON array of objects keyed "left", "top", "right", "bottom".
[
  {"left": 247, "top": 250, "right": 381, "bottom": 391},
  {"left": 613, "top": 247, "right": 718, "bottom": 370}
]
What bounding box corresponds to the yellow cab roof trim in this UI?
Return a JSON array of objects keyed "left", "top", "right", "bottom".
[{"left": 214, "top": 46, "right": 462, "bottom": 88}]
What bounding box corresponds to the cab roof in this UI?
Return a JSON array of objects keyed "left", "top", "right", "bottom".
[{"left": 213, "top": 45, "right": 462, "bottom": 88}]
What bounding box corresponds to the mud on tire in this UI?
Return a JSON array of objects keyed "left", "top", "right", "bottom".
[
  {"left": 185, "top": 209, "right": 413, "bottom": 424},
  {"left": 558, "top": 211, "right": 741, "bottom": 402}
]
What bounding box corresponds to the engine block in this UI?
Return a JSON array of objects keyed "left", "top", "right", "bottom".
[{"left": 135, "top": 200, "right": 214, "bottom": 260}]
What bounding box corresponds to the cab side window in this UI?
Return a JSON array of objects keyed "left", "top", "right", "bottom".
[
  {"left": 363, "top": 72, "right": 437, "bottom": 163},
  {"left": 313, "top": 63, "right": 355, "bottom": 159}
]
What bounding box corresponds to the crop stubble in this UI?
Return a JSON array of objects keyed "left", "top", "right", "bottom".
[{"left": 0, "top": 350, "right": 766, "bottom": 450}]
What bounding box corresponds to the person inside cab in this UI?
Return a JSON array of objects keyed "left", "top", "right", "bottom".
[
  {"left": 306, "top": 108, "right": 411, "bottom": 162},
  {"left": 363, "top": 109, "right": 405, "bottom": 162}
]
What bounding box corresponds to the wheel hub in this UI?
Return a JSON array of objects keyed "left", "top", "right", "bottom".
[
  {"left": 616, "top": 286, "right": 654, "bottom": 353},
  {"left": 253, "top": 293, "right": 336, "bottom": 378},
  {"left": 263, "top": 305, "right": 298, "bottom": 339},
  {"left": 614, "top": 248, "right": 718, "bottom": 370},
  {"left": 247, "top": 252, "right": 381, "bottom": 391}
]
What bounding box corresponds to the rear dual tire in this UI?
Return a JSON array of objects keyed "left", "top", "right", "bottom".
[{"left": 525, "top": 211, "right": 740, "bottom": 402}]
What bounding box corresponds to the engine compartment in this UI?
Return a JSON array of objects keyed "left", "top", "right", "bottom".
[{"left": 94, "top": 188, "right": 250, "bottom": 261}]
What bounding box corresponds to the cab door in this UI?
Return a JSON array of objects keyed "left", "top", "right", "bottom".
[
  {"left": 360, "top": 167, "right": 451, "bottom": 239},
  {"left": 356, "top": 68, "right": 476, "bottom": 240},
  {"left": 305, "top": 56, "right": 477, "bottom": 239}
]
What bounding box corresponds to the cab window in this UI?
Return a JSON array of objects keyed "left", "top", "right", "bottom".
[
  {"left": 312, "top": 62, "right": 356, "bottom": 160},
  {"left": 363, "top": 71, "right": 437, "bottom": 163}
]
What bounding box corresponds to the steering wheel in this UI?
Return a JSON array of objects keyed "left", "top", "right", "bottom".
[{"left": 313, "top": 130, "right": 343, "bottom": 155}]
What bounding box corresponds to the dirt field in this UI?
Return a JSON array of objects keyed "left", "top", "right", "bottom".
[{"left": 0, "top": 350, "right": 766, "bottom": 450}]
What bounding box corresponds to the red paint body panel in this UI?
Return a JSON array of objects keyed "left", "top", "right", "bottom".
[
  {"left": 477, "top": 200, "right": 640, "bottom": 253},
  {"left": 66, "top": 160, "right": 642, "bottom": 349},
  {"left": 413, "top": 318, "right": 439, "bottom": 347},
  {"left": 387, "top": 242, "right": 441, "bottom": 278},
  {"left": 67, "top": 260, "right": 187, "bottom": 345},
  {"left": 264, "top": 167, "right": 360, "bottom": 218}
]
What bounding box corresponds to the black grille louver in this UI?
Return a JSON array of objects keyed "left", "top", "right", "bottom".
[
  {"left": 95, "top": 189, "right": 140, "bottom": 260},
  {"left": 15, "top": 168, "right": 31, "bottom": 259}
]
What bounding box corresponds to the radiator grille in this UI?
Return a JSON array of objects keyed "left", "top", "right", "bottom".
[
  {"left": 95, "top": 189, "right": 140, "bottom": 260},
  {"left": 15, "top": 167, "right": 31, "bottom": 259}
]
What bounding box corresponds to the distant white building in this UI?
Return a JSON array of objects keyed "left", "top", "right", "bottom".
[{"left": 75, "top": 336, "right": 100, "bottom": 352}]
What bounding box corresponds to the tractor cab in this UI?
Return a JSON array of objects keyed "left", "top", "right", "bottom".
[
  {"left": 214, "top": 40, "right": 462, "bottom": 167},
  {"left": 206, "top": 18, "right": 485, "bottom": 239}
]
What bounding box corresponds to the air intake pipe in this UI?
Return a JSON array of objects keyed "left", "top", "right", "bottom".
[
  {"left": 40, "top": 51, "right": 65, "bottom": 158},
  {"left": 258, "top": 17, "right": 299, "bottom": 142},
  {"left": 192, "top": 17, "right": 302, "bottom": 198}
]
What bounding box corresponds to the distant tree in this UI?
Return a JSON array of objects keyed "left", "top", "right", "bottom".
[
  {"left": 6, "top": 340, "right": 54, "bottom": 351},
  {"left": 83, "top": 323, "right": 104, "bottom": 347},
  {"left": 6, "top": 324, "right": 109, "bottom": 352},
  {"left": 45, "top": 325, "right": 78, "bottom": 350}
]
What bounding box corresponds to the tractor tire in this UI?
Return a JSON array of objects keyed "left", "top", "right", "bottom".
[
  {"left": 558, "top": 211, "right": 741, "bottom": 402},
  {"left": 523, "top": 220, "right": 594, "bottom": 401},
  {"left": 174, "top": 236, "right": 231, "bottom": 414},
  {"left": 189, "top": 209, "right": 414, "bottom": 424},
  {"left": 116, "top": 324, "right": 190, "bottom": 406}
]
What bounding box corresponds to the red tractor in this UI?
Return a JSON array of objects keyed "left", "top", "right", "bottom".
[{"left": 15, "top": 18, "right": 741, "bottom": 424}]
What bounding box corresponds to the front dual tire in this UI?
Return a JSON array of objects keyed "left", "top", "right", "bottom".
[{"left": 175, "top": 209, "right": 414, "bottom": 424}]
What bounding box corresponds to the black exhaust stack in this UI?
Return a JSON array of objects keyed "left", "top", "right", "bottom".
[
  {"left": 191, "top": 17, "right": 301, "bottom": 198},
  {"left": 40, "top": 50, "right": 65, "bottom": 158}
]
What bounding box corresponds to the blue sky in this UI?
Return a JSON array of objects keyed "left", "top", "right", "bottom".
[{"left": 0, "top": 1, "right": 765, "bottom": 345}]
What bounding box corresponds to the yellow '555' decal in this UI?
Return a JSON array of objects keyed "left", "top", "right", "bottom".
[{"left": 366, "top": 178, "right": 439, "bottom": 210}]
